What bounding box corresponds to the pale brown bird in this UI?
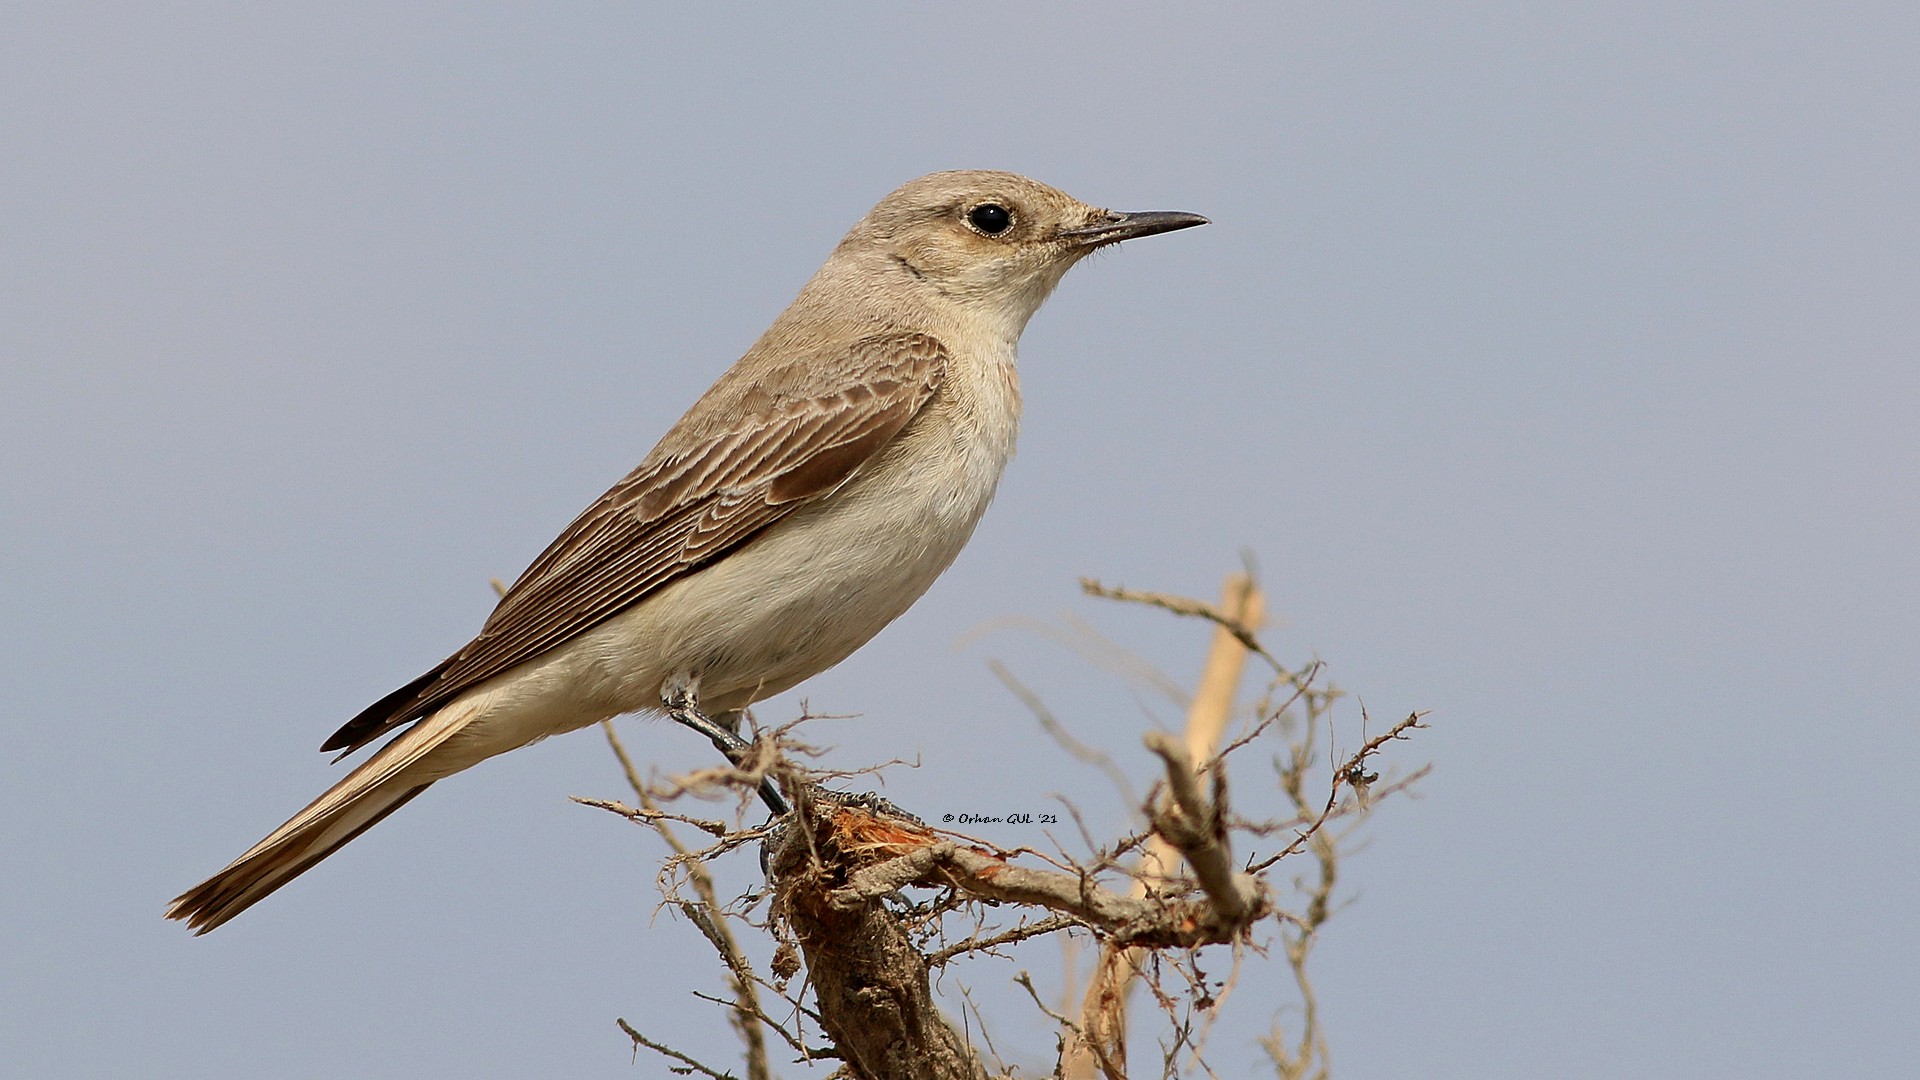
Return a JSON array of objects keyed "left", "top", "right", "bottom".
[{"left": 168, "top": 169, "right": 1206, "bottom": 932}]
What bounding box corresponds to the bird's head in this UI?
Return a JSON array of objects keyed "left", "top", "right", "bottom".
[{"left": 837, "top": 170, "right": 1208, "bottom": 341}]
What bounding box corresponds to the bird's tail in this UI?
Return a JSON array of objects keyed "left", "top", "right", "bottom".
[{"left": 167, "top": 701, "right": 479, "bottom": 933}]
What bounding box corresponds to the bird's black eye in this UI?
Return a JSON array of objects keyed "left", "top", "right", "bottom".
[{"left": 967, "top": 203, "right": 1012, "bottom": 235}]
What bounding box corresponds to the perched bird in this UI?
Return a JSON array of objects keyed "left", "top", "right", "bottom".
[{"left": 168, "top": 169, "right": 1206, "bottom": 932}]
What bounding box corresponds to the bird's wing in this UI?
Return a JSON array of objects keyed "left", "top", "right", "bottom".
[{"left": 322, "top": 331, "right": 948, "bottom": 755}]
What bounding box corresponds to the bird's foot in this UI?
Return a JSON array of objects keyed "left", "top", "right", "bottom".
[
  {"left": 797, "top": 786, "right": 927, "bottom": 829},
  {"left": 758, "top": 785, "right": 932, "bottom": 883}
]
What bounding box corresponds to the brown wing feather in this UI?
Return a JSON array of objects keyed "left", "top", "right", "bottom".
[{"left": 322, "top": 332, "right": 946, "bottom": 755}]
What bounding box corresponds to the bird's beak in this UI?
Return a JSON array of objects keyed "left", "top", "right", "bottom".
[{"left": 1059, "top": 209, "right": 1210, "bottom": 247}]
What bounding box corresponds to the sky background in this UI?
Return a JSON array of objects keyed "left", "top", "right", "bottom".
[{"left": 4, "top": 3, "right": 1917, "bottom": 1077}]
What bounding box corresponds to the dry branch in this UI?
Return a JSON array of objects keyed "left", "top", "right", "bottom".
[{"left": 584, "top": 568, "right": 1428, "bottom": 1079}]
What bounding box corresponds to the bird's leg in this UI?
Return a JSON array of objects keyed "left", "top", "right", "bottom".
[
  {"left": 661, "top": 679, "right": 790, "bottom": 817},
  {"left": 659, "top": 678, "right": 926, "bottom": 830}
]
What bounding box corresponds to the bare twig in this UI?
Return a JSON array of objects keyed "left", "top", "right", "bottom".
[
  {"left": 927, "top": 914, "right": 1085, "bottom": 967},
  {"left": 1080, "top": 576, "right": 1297, "bottom": 685},
  {"left": 600, "top": 721, "right": 772, "bottom": 1080},
  {"left": 990, "top": 658, "right": 1139, "bottom": 810},
  {"left": 1263, "top": 711, "right": 1429, "bottom": 869},
  {"left": 958, "top": 612, "right": 1190, "bottom": 709},
  {"left": 617, "top": 1017, "right": 738, "bottom": 1080},
  {"left": 570, "top": 796, "right": 734, "bottom": 839}
]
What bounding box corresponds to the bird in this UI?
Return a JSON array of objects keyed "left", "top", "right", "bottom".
[{"left": 167, "top": 169, "right": 1207, "bottom": 933}]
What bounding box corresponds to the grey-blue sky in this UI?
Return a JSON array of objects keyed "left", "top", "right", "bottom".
[{"left": 3, "top": 3, "right": 1915, "bottom": 1077}]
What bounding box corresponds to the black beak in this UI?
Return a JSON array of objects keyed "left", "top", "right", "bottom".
[{"left": 1060, "top": 209, "right": 1210, "bottom": 246}]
